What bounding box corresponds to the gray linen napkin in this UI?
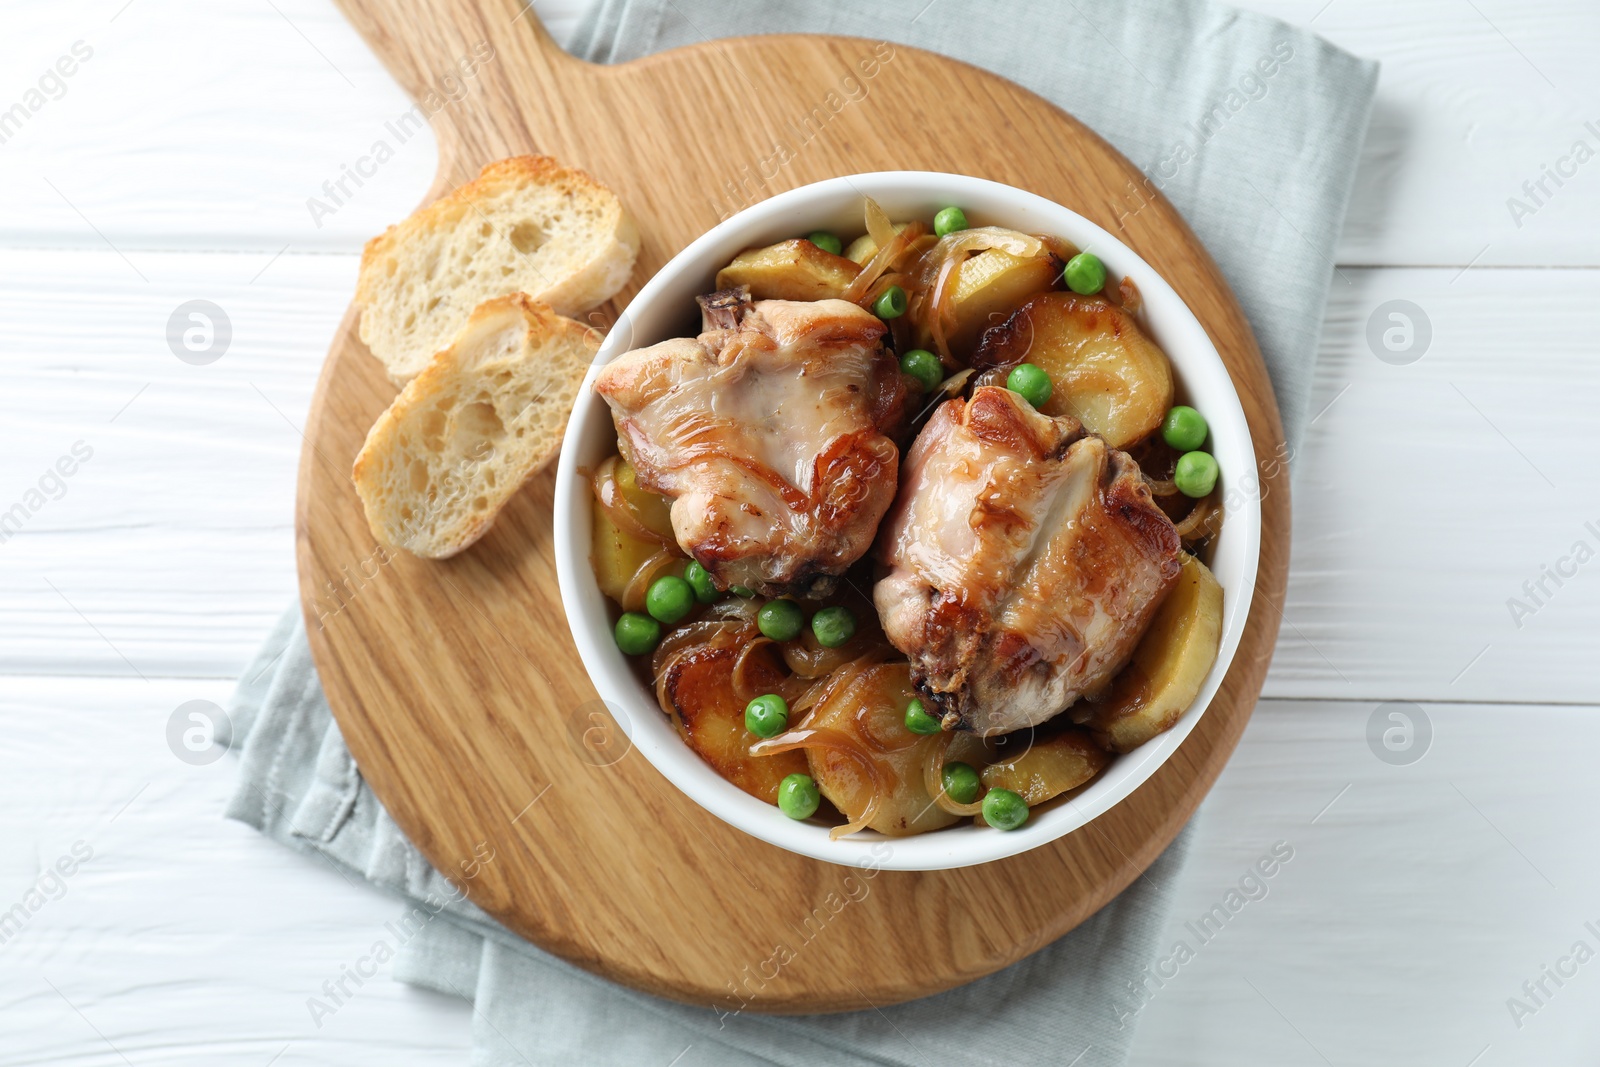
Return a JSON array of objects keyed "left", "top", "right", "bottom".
[{"left": 226, "top": 3, "right": 1376, "bottom": 1063}]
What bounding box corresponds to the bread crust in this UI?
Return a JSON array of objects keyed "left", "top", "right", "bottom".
[
  {"left": 352, "top": 293, "right": 600, "bottom": 559},
  {"left": 355, "top": 155, "right": 637, "bottom": 382}
]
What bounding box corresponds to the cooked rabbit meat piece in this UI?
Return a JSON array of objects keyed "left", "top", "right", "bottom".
[
  {"left": 595, "top": 293, "right": 906, "bottom": 597},
  {"left": 874, "top": 386, "right": 1182, "bottom": 736},
  {"left": 695, "top": 285, "right": 751, "bottom": 332}
]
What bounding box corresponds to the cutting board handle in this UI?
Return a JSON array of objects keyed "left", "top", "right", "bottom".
[{"left": 333, "top": 0, "right": 580, "bottom": 172}]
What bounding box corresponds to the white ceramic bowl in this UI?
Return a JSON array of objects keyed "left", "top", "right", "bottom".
[{"left": 555, "top": 172, "right": 1260, "bottom": 871}]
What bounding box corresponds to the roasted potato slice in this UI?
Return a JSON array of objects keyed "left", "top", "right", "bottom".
[
  {"left": 1086, "top": 554, "right": 1223, "bottom": 753},
  {"left": 714, "top": 239, "right": 861, "bottom": 301},
  {"left": 804, "top": 662, "right": 959, "bottom": 836},
  {"left": 972, "top": 291, "right": 1174, "bottom": 448},
  {"left": 980, "top": 730, "right": 1108, "bottom": 806},
  {"left": 939, "top": 249, "right": 1063, "bottom": 358},
  {"left": 592, "top": 457, "right": 679, "bottom": 605},
  {"left": 591, "top": 505, "right": 666, "bottom": 604},
  {"left": 844, "top": 223, "right": 910, "bottom": 265},
  {"left": 663, "top": 645, "right": 808, "bottom": 803},
  {"left": 613, "top": 458, "right": 674, "bottom": 541}
]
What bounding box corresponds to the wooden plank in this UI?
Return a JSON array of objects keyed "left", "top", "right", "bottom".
[
  {"left": 1233, "top": 0, "right": 1600, "bottom": 267},
  {"left": 0, "top": 674, "right": 471, "bottom": 1066},
  {"left": 1265, "top": 266, "right": 1600, "bottom": 704},
  {"left": 1, "top": 1, "right": 1597, "bottom": 267},
  {"left": 0, "top": 0, "right": 589, "bottom": 255},
  {"left": 0, "top": 0, "right": 438, "bottom": 252},
  {"left": 1129, "top": 698, "right": 1600, "bottom": 1066},
  {"left": 0, "top": 249, "right": 344, "bottom": 678}
]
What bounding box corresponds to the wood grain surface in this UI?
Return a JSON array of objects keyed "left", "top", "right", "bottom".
[{"left": 296, "top": 0, "right": 1289, "bottom": 1012}]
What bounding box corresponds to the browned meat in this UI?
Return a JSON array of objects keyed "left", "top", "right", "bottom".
[
  {"left": 873, "top": 386, "right": 1181, "bottom": 736},
  {"left": 594, "top": 293, "right": 907, "bottom": 597}
]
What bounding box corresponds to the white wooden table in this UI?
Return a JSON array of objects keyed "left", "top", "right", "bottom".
[{"left": 2, "top": 1, "right": 1596, "bottom": 1063}]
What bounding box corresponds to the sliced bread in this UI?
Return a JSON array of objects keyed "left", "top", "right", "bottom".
[
  {"left": 353, "top": 293, "right": 599, "bottom": 559},
  {"left": 356, "top": 155, "right": 638, "bottom": 382}
]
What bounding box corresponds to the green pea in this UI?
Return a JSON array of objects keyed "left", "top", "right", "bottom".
[
  {"left": 777, "top": 773, "right": 821, "bottom": 819},
  {"left": 941, "top": 761, "right": 981, "bottom": 804},
  {"left": 613, "top": 611, "right": 661, "bottom": 656},
  {"left": 807, "top": 230, "right": 843, "bottom": 256},
  {"left": 730, "top": 585, "right": 756, "bottom": 598},
  {"left": 873, "top": 285, "right": 908, "bottom": 320},
  {"left": 982, "top": 787, "right": 1029, "bottom": 831},
  {"left": 810, "top": 605, "right": 857, "bottom": 649},
  {"left": 899, "top": 348, "right": 943, "bottom": 392},
  {"left": 1174, "top": 450, "right": 1219, "bottom": 498},
  {"left": 645, "top": 575, "right": 694, "bottom": 624},
  {"left": 745, "top": 693, "right": 789, "bottom": 739},
  {"left": 684, "top": 560, "right": 719, "bottom": 604},
  {"left": 933, "top": 206, "right": 968, "bottom": 238},
  {"left": 757, "top": 599, "right": 805, "bottom": 641},
  {"left": 904, "top": 698, "right": 942, "bottom": 735},
  {"left": 1064, "top": 252, "right": 1107, "bottom": 295},
  {"left": 1006, "top": 363, "right": 1053, "bottom": 409},
  {"left": 1161, "top": 405, "right": 1208, "bottom": 452}
]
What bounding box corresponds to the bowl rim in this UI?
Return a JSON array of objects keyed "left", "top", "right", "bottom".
[{"left": 554, "top": 170, "right": 1261, "bottom": 871}]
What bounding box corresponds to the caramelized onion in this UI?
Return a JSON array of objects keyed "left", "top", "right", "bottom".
[
  {"left": 749, "top": 652, "right": 897, "bottom": 838},
  {"left": 733, "top": 637, "right": 814, "bottom": 705},
  {"left": 942, "top": 226, "right": 1046, "bottom": 261},
  {"left": 862, "top": 271, "right": 912, "bottom": 310},
  {"left": 1118, "top": 276, "right": 1143, "bottom": 315},
  {"left": 864, "top": 196, "right": 896, "bottom": 249},
  {"left": 592, "top": 455, "right": 673, "bottom": 547},
  {"left": 1038, "top": 234, "right": 1080, "bottom": 263},
  {"left": 909, "top": 367, "right": 974, "bottom": 427},
  {"left": 788, "top": 678, "right": 828, "bottom": 718},
  {"left": 843, "top": 233, "right": 916, "bottom": 305},
  {"left": 653, "top": 639, "right": 723, "bottom": 719},
  {"left": 922, "top": 732, "right": 985, "bottom": 817},
  {"left": 710, "top": 596, "right": 761, "bottom": 625},
  {"left": 654, "top": 657, "right": 679, "bottom": 718},
  {"left": 1175, "top": 493, "right": 1222, "bottom": 540},
  {"left": 786, "top": 644, "right": 890, "bottom": 714},
  {"left": 651, "top": 612, "right": 760, "bottom": 720},
  {"left": 781, "top": 631, "right": 865, "bottom": 679},
  {"left": 969, "top": 368, "right": 1007, "bottom": 391},
  {"left": 731, "top": 637, "right": 775, "bottom": 701},
  {"left": 620, "top": 549, "right": 680, "bottom": 613},
  {"left": 649, "top": 617, "right": 750, "bottom": 678},
  {"left": 750, "top": 726, "right": 882, "bottom": 772},
  {"left": 842, "top": 200, "right": 929, "bottom": 305},
  {"left": 814, "top": 648, "right": 891, "bottom": 709},
  {"left": 831, "top": 794, "right": 883, "bottom": 840},
  {"left": 910, "top": 227, "right": 1049, "bottom": 365},
  {"left": 922, "top": 253, "right": 962, "bottom": 364},
  {"left": 750, "top": 725, "right": 891, "bottom": 839}
]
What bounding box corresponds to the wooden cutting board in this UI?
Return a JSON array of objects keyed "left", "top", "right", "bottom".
[{"left": 299, "top": 0, "right": 1290, "bottom": 1013}]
